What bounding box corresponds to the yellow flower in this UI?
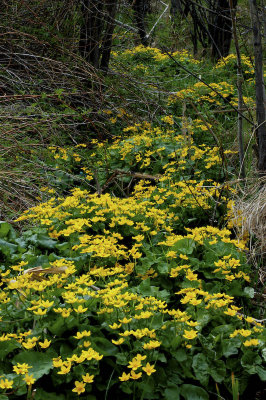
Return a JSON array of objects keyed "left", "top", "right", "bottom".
[
  {"left": 61, "top": 308, "right": 71, "bottom": 318},
  {"left": 22, "top": 341, "right": 36, "bottom": 350},
  {"left": 33, "top": 308, "right": 47, "bottom": 316},
  {"left": 112, "top": 338, "right": 124, "bottom": 345},
  {"left": 119, "top": 372, "right": 131, "bottom": 382},
  {"left": 109, "top": 323, "right": 122, "bottom": 329},
  {"left": 58, "top": 363, "right": 72, "bottom": 375},
  {"left": 183, "top": 330, "right": 198, "bottom": 340},
  {"left": 74, "top": 305, "right": 88, "bottom": 314},
  {"left": 82, "top": 373, "right": 94, "bottom": 383},
  {"left": 135, "top": 354, "right": 147, "bottom": 361},
  {"left": 245, "top": 317, "right": 254, "bottom": 323},
  {"left": 13, "top": 362, "right": 31, "bottom": 375},
  {"left": 166, "top": 251, "right": 177, "bottom": 258},
  {"left": 53, "top": 357, "right": 63, "bottom": 368},
  {"left": 142, "top": 363, "right": 156, "bottom": 376},
  {"left": 130, "top": 371, "right": 142, "bottom": 380},
  {"left": 24, "top": 374, "right": 36, "bottom": 386},
  {"left": 39, "top": 339, "right": 51, "bottom": 349},
  {"left": 243, "top": 339, "right": 259, "bottom": 347},
  {"left": 189, "top": 298, "right": 201, "bottom": 306},
  {"left": 143, "top": 340, "right": 161, "bottom": 350},
  {"left": 0, "top": 378, "right": 13, "bottom": 389},
  {"left": 119, "top": 317, "right": 132, "bottom": 324},
  {"left": 72, "top": 381, "right": 86, "bottom": 395},
  {"left": 73, "top": 330, "right": 91, "bottom": 339},
  {"left": 127, "top": 358, "right": 141, "bottom": 370},
  {"left": 224, "top": 308, "right": 237, "bottom": 316},
  {"left": 186, "top": 320, "right": 198, "bottom": 327},
  {"left": 41, "top": 300, "right": 54, "bottom": 308},
  {"left": 239, "top": 329, "right": 252, "bottom": 337}
]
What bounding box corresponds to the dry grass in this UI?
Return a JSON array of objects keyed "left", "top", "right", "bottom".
[
  {"left": 235, "top": 178, "right": 266, "bottom": 253},
  {"left": 231, "top": 177, "right": 266, "bottom": 309}
]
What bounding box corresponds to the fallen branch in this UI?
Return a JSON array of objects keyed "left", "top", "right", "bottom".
[{"left": 100, "top": 169, "right": 160, "bottom": 194}]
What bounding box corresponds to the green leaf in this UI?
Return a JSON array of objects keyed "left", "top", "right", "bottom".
[
  {"left": 164, "top": 383, "right": 180, "bottom": 400},
  {"left": 173, "top": 349, "right": 187, "bottom": 362},
  {"left": 157, "top": 262, "right": 170, "bottom": 274},
  {"left": 13, "top": 351, "right": 55, "bottom": 380},
  {"left": 150, "top": 313, "right": 164, "bottom": 329},
  {"left": 48, "top": 316, "right": 67, "bottom": 336},
  {"left": 241, "top": 350, "right": 262, "bottom": 374},
  {"left": 56, "top": 242, "right": 70, "bottom": 252},
  {"left": 120, "top": 382, "right": 133, "bottom": 394},
  {"left": 0, "top": 239, "right": 17, "bottom": 257},
  {"left": 0, "top": 221, "right": 11, "bottom": 238},
  {"left": 92, "top": 337, "right": 118, "bottom": 356},
  {"left": 0, "top": 340, "right": 21, "bottom": 361},
  {"left": 180, "top": 384, "right": 209, "bottom": 400},
  {"left": 138, "top": 278, "right": 153, "bottom": 295},
  {"left": 115, "top": 353, "right": 128, "bottom": 365},
  {"left": 35, "top": 389, "right": 65, "bottom": 400},
  {"left": 66, "top": 315, "right": 79, "bottom": 330},
  {"left": 60, "top": 343, "right": 73, "bottom": 359},
  {"left": 209, "top": 360, "right": 226, "bottom": 383},
  {"left": 157, "top": 352, "right": 167, "bottom": 363},
  {"left": 36, "top": 234, "right": 57, "bottom": 249},
  {"left": 170, "top": 336, "right": 182, "bottom": 350},
  {"left": 256, "top": 366, "right": 266, "bottom": 381},
  {"left": 0, "top": 395, "right": 9, "bottom": 400},
  {"left": 221, "top": 338, "right": 240, "bottom": 357},
  {"left": 192, "top": 353, "right": 209, "bottom": 386},
  {"left": 172, "top": 238, "right": 196, "bottom": 254},
  {"left": 262, "top": 348, "right": 266, "bottom": 362}
]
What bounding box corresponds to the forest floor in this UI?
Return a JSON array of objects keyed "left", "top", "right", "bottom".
[{"left": 0, "top": 45, "right": 265, "bottom": 400}]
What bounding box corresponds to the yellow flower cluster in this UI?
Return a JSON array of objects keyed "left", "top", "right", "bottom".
[
  {"left": 115, "top": 45, "right": 199, "bottom": 65},
  {"left": 1, "top": 99, "right": 265, "bottom": 396},
  {"left": 215, "top": 53, "right": 254, "bottom": 76},
  {"left": 168, "top": 81, "right": 254, "bottom": 109}
]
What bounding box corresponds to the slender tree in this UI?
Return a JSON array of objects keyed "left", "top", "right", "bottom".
[
  {"left": 230, "top": 0, "right": 245, "bottom": 178},
  {"left": 170, "top": 0, "right": 237, "bottom": 59},
  {"left": 131, "top": 0, "right": 151, "bottom": 46},
  {"left": 79, "top": 0, "right": 118, "bottom": 71},
  {"left": 209, "top": 0, "right": 237, "bottom": 60},
  {"left": 249, "top": 0, "right": 266, "bottom": 173}
]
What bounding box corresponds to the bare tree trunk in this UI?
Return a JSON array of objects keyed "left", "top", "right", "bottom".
[
  {"left": 249, "top": 0, "right": 266, "bottom": 173},
  {"left": 79, "top": 0, "right": 103, "bottom": 68},
  {"left": 100, "top": 1, "right": 118, "bottom": 71},
  {"left": 79, "top": 0, "right": 117, "bottom": 71},
  {"left": 132, "top": 0, "right": 149, "bottom": 46},
  {"left": 210, "top": 0, "right": 237, "bottom": 60},
  {"left": 170, "top": 0, "right": 184, "bottom": 16},
  {"left": 229, "top": 0, "right": 246, "bottom": 178}
]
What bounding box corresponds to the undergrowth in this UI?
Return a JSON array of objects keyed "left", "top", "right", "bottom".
[{"left": 0, "top": 44, "right": 265, "bottom": 400}]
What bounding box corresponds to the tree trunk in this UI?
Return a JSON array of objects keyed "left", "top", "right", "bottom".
[
  {"left": 100, "top": 1, "right": 118, "bottom": 71},
  {"left": 210, "top": 0, "right": 237, "bottom": 60},
  {"left": 132, "top": 0, "right": 149, "bottom": 46},
  {"left": 79, "top": 0, "right": 117, "bottom": 71},
  {"left": 79, "top": 0, "right": 103, "bottom": 68},
  {"left": 230, "top": 0, "right": 245, "bottom": 178},
  {"left": 249, "top": 0, "right": 266, "bottom": 173}
]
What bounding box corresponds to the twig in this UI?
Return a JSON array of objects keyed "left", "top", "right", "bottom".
[
  {"left": 161, "top": 48, "right": 255, "bottom": 126},
  {"left": 99, "top": 169, "right": 159, "bottom": 194},
  {"left": 145, "top": 1, "right": 169, "bottom": 40},
  {"left": 237, "top": 313, "right": 265, "bottom": 324}
]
